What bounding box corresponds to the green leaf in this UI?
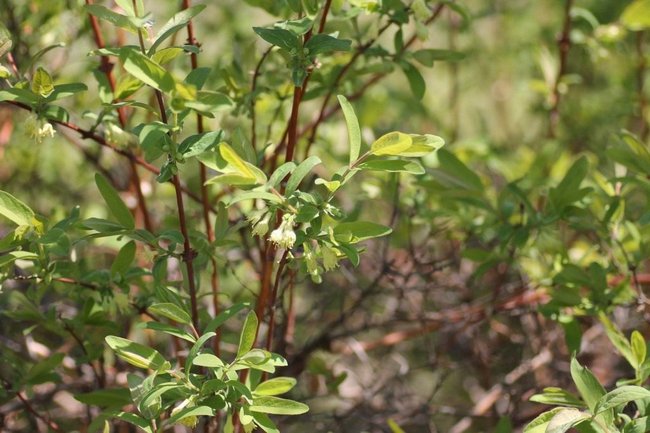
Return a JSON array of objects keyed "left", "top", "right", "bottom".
[
  {"left": 412, "top": 48, "right": 465, "bottom": 66},
  {"left": 435, "top": 149, "right": 484, "bottom": 191},
  {"left": 185, "top": 331, "right": 216, "bottom": 372},
  {"left": 113, "top": 411, "right": 153, "bottom": 433},
  {"left": 546, "top": 408, "right": 590, "bottom": 433},
  {"left": 151, "top": 47, "right": 185, "bottom": 65},
  {"left": 529, "top": 387, "right": 586, "bottom": 408},
  {"left": 254, "top": 377, "right": 297, "bottom": 396},
  {"left": 203, "top": 303, "right": 250, "bottom": 334},
  {"left": 111, "top": 240, "right": 136, "bottom": 276},
  {"left": 401, "top": 62, "right": 425, "bottom": 100},
  {"left": 399, "top": 134, "right": 445, "bottom": 157},
  {"left": 0, "top": 22, "right": 12, "bottom": 58},
  {"left": 251, "top": 412, "right": 280, "bottom": 433},
  {"left": 179, "top": 131, "right": 222, "bottom": 157},
  {"left": 523, "top": 408, "right": 565, "bottom": 433},
  {"left": 632, "top": 331, "right": 647, "bottom": 369},
  {"left": 237, "top": 311, "right": 258, "bottom": 358},
  {"left": 105, "top": 336, "right": 170, "bottom": 371},
  {"left": 0, "top": 190, "right": 35, "bottom": 226},
  {"left": 149, "top": 5, "right": 207, "bottom": 54},
  {"left": 570, "top": 357, "right": 611, "bottom": 427},
  {"left": 337, "top": 95, "right": 361, "bottom": 165},
  {"left": 304, "top": 33, "right": 351, "bottom": 56},
  {"left": 95, "top": 173, "right": 135, "bottom": 229},
  {"left": 370, "top": 132, "right": 413, "bottom": 156},
  {"left": 334, "top": 221, "right": 392, "bottom": 243},
  {"left": 594, "top": 386, "right": 650, "bottom": 414},
  {"left": 358, "top": 159, "right": 424, "bottom": 174},
  {"left": 622, "top": 0, "right": 650, "bottom": 31},
  {"left": 148, "top": 302, "right": 191, "bottom": 325},
  {"left": 165, "top": 405, "right": 214, "bottom": 426},
  {"left": 74, "top": 388, "right": 132, "bottom": 408},
  {"left": 185, "top": 91, "right": 233, "bottom": 116},
  {"left": 286, "top": 156, "right": 322, "bottom": 195},
  {"left": 31, "top": 67, "right": 54, "bottom": 97},
  {"left": 0, "top": 88, "right": 40, "bottom": 104},
  {"left": 45, "top": 83, "right": 88, "bottom": 102},
  {"left": 253, "top": 27, "right": 300, "bottom": 51},
  {"left": 250, "top": 396, "right": 309, "bottom": 415},
  {"left": 624, "top": 416, "right": 650, "bottom": 433},
  {"left": 600, "top": 314, "right": 637, "bottom": 369},
  {"left": 219, "top": 143, "right": 261, "bottom": 181},
  {"left": 268, "top": 162, "right": 297, "bottom": 188},
  {"left": 549, "top": 156, "right": 590, "bottom": 212},
  {"left": 138, "top": 321, "right": 196, "bottom": 342},
  {"left": 84, "top": 4, "right": 147, "bottom": 33},
  {"left": 275, "top": 17, "right": 313, "bottom": 34},
  {"left": 227, "top": 191, "right": 284, "bottom": 206},
  {"left": 25, "top": 353, "right": 64, "bottom": 385},
  {"left": 120, "top": 49, "right": 175, "bottom": 92},
  {"left": 193, "top": 353, "right": 225, "bottom": 368},
  {"left": 139, "top": 383, "right": 184, "bottom": 416},
  {"left": 0, "top": 251, "right": 39, "bottom": 267}
]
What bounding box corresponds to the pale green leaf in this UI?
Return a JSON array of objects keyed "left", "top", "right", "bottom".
[
  {"left": 148, "top": 302, "right": 191, "bottom": 325},
  {"left": 286, "top": 156, "right": 321, "bottom": 195},
  {"left": 149, "top": 5, "right": 206, "bottom": 54},
  {"left": 250, "top": 396, "right": 309, "bottom": 415},
  {"left": 105, "top": 336, "right": 170, "bottom": 371},
  {"left": 370, "top": 132, "right": 413, "bottom": 156},
  {"left": 0, "top": 190, "right": 35, "bottom": 226},
  {"left": 337, "top": 95, "right": 361, "bottom": 165},
  {"left": 237, "top": 311, "right": 258, "bottom": 358},
  {"left": 95, "top": 173, "right": 135, "bottom": 229},
  {"left": 254, "top": 377, "right": 297, "bottom": 396},
  {"left": 31, "top": 67, "right": 54, "bottom": 97},
  {"left": 594, "top": 386, "right": 650, "bottom": 414}
]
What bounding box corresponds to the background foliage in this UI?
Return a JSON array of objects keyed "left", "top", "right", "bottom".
[{"left": 2, "top": 1, "right": 650, "bottom": 432}]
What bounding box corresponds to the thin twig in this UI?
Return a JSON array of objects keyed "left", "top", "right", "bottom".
[{"left": 548, "top": 0, "right": 574, "bottom": 138}]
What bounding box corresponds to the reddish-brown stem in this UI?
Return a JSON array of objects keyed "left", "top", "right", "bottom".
[
  {"left": 84, "top": 0, "right": 153, "bottom": 232},
  {"left": 251, "top": 47, "right": 272, "bottom": 152},
  {"left": 548, "top": 0, "right": 574, "bottom": 138},
  {"left": 302, "top": 3, "right": 445, "bottom": 156},
  {"left": 255, "top": 242, "right": 275, "bottom": 323},
  {"left": 3, "top": 382, "right": 62, "bottom": 432},
  {"left": 3, "top": 99, "right": 215, "bottom": 212},
  {"left": 181, "top": 0, "right": 221, "bottom": 355},
  {"left": 283, "top": 270, "right": 297, "bottom": 346},
  {"left": 266, "top": 0, "right": 333, "bottom": 170},
  {"left": 265, "top": 250, "right": 289, "bottom": 353},
  {"left": 284, "top": 86, "right": 302, "bottom": 163},
  {"left": 130, "top": 0, "right": 200, "bottom": 332}
]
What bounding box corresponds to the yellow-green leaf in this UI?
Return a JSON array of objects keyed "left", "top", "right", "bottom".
[
  {"left": 370, "top": 132, "right": 413, "bottom": 156},
  {"left": 105, "top": 336, "right": 170, "bottom": 371},
  {"left": 32, "top": 67, "right": 54, "bottom": 97},
  {"left": 0, "top": 190, "right": 35, "bottom": 227}
]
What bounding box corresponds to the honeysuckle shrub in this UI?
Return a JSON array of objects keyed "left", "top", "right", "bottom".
[{"left": 2, "top": 1, "right": 650, "bottom": 433}]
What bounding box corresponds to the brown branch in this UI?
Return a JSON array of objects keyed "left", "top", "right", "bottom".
[
  {"left": 300, "top": 3, "right": 446, "bottom": 153},
  {"left": 251, "top": 47, "right": 272, "bottom": 152},
  {"left": 548, "top": 0, "right": 574, "bottom": 138},
  {"left": 129, "top": 1, "right": 200, "bottom": 332},
  {"left": 181, "top": 0, "right": 221, "bottom": 356},
  {"left": 3, "top": 381, "right": 63, "bottom": 432},
  {"left": 84, "top": 0, "right": 153, "bottom": 232}
]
